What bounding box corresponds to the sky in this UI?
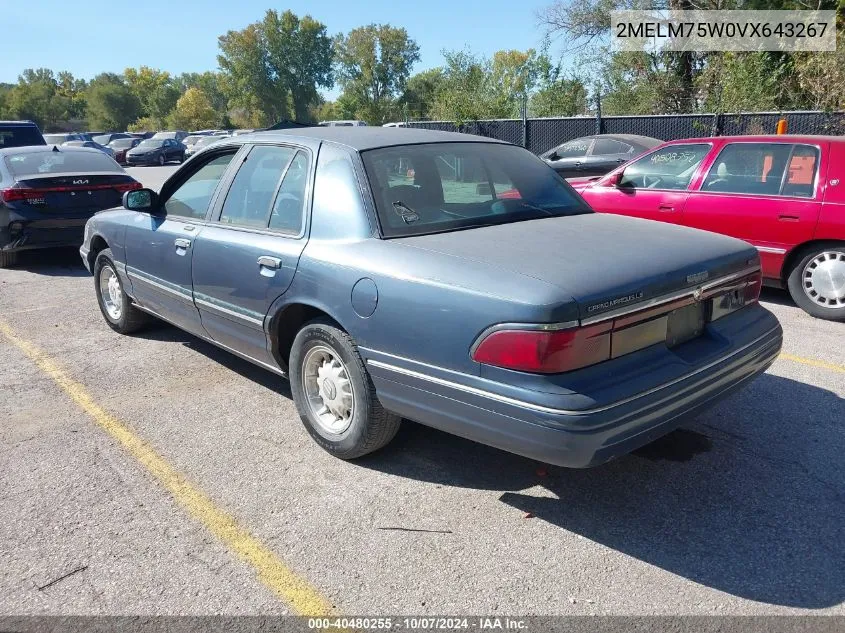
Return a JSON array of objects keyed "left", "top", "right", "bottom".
[{"left": 0, "top": 0, "right": 553, "bottom": 98}]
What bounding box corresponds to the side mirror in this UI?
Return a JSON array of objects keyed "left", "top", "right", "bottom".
[
  {"left": 606, "top": 172, "right": 623, "bottom": 187},
  {"left": 548, "top": 151, "right": 559, "bottom": 161},
  {"left": 123, "top": 188, "right": 161, "bottom": 214}
]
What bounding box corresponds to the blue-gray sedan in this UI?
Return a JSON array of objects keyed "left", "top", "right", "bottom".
[{"left": 79, "top": 128, "right": 782, "bottom": 468}]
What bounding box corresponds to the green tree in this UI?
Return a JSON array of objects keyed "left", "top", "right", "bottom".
[
  {"left": 5, "top": 68, "right": 72, "bottom": 130},
  {"left": 400, "top": 68, "right": 445, "bottom": 120},
  {"left": 530, "top": 54, "right": 588, "bottom": 117},
  {"left": 488, "top": 49, "right": 540, "bottom": 117},
  {"left": 175, "top": 71, "right": 228, "bottom": 116},
  {"left": 124, "top": 66, "right": 180, "bottom": 122},
  {"left": 430, "top": 50, "right": 499, "bottom": 123},
  {"left": 167, "top": 87, "right": 219, "bottom": 130},
  {"left": 334, "top": 24, "right": 420, "bottom": 124},
  {"left": 85, "top": 73, "right": 141, "bottom": 131},
  {"left": 218, "top": 10, "right": 333, "bottom": 125}
]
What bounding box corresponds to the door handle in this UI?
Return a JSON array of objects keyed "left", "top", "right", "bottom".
[
  {"left": 778, "top": 214, "right": 799, "bottom": 222},
  {"left": 174, "top": 238, "right": 191, "bottom": 249},
  {"left": 183, "top": 225, "right": 196, "bottom": 232},
  {"left": 257, "top": 256, "right": 282, "bottom": 270},
  {"left": 658, "top": 204, "right": 675, "bottom": 212}
]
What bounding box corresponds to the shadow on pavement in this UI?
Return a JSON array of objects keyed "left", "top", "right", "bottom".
[
  {"left": 133, "top": 323, "right": 291, "bottom": 397},
  {"left": 6, "top": 248, "right": 88, "bottom": 277},
  {"left": 760, "top": 287, "right": 796, "bottom": 308},
  {"left": 359, "top": 372, "right": 844, "bottom": 609}
]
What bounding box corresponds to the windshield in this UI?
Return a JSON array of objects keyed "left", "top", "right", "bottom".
[
  {"left": 43, "top": 134, "right": 69, "bottom": 144},
  {"left": 361, "top": 142, "right": 592, "bottom": 238},
  {"left": 110, "top": 139, "right": 136, "bottom": 149},
  {"left": 92, "top": 135, "right": 113, "bottom": 145},
  {"left": 62, "top": 141, "right": 85, "bottom": 147},
  {"left": 5, "top": 149, "right": 123, "bottom": 176},
  {"left": 138, "top": 140, "right": 164, "bottom": 148},
  {"left": 183, "top": 135, "right": 201, "bottom": 144}
]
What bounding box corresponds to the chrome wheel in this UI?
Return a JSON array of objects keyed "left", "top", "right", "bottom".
[
  {"left": 802, "top": 251, "right": 845, "bottom": 308},
  {"left": 302, "top": 345, "right": 355, "bottom": 435},
  {"left": 98, "top": 265, "right": 123, "bottom": 320}
]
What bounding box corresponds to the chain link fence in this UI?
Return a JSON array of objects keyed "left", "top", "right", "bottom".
[{"left": 407, "top": 111, "right": 845, "bottom": 155}]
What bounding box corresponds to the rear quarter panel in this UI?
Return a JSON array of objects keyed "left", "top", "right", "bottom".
[{"left": 817, "top": 140, "right": 845, "bottom": 242}]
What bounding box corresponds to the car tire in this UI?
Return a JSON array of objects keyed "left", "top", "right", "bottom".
[
  {"left": 93, "top": 248, "right": 152, "bottom": 333},
  {"left": 786, "top": 242, "right": 845, "bottom": 321},
  {"left": 178, "top": 152, "right": 185, "bottom": 163},
  {"left": 158, "top": 154, "right": 166, "bottom": 166},
  {"left": 289, "top": 318, "right": 401, "bottom": 460},
  {"left": 0, "top": 251, "right": 19, "bottom": 268}
]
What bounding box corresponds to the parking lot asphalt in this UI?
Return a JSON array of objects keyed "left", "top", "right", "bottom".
[{"left": 0, "top": 164, "right": 842, "bottom": 616}]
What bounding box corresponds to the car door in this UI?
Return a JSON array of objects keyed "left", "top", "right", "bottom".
[
  {"left": 191, "top": 143, "right": 312, "bottom": 365},
  {"left": 683, "top": 141, "right": 826, "bottom": 279},
  {"left": 543, "top": 137, "right": 594, "bottom": 178},
  {"left": 123, "top": 148, "right": 241, "bottom": 335},
  {"left": 584, "top": 143, "right": 711, "bottom": 223}
]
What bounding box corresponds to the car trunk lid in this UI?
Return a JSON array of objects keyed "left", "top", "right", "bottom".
[
  {"left": 393, "top": 213, "right": 759, "bottom": 322},
  {"left": 1, "top": 172, "right": 140, "bottom": 213}
]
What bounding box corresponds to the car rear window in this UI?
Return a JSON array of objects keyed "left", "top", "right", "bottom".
[
  {"left": 361, "top": 142, "right": 592, "bottom": 238},
  {"left": 4, "top": 150, "right": 122, "bottom": 177},
  {"left": 0, "top": 125, "right": 46, "bottom": 148}
]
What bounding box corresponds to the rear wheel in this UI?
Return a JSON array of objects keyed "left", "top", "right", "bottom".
[
  {"left": 786, "top": 243, "right": 845, "bottom": 321},
  {"left": 289, "top": 318, "right": 401, "bottom": 460},
  {"left": 93, "top": 248, "right": 152, "bottom": 333},
  {"left": 0, "top": 251, "right": 19, "bottom": 268}
]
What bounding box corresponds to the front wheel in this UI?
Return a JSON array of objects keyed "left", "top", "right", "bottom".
[
  {"left": 94, "top": 248, "right": 152, "bottom": 333},
  {"left": 786, "top": 243, "right": 845, "bottom": 321},
  {"left": 289, "top": 319, "right": 401, "bottom": 460}
]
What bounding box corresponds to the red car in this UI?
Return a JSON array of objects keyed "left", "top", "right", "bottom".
[{"left": 570, "top": 135, "right": 845, "bottom": 321}]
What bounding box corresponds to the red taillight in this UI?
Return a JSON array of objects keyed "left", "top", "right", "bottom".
[
  {"left": 1, "top": 181, "right": 140, "bottom": 203},
  {"left": 472, "top": 269, "right": 763, "bottom": 374},
  {"left": 471, "top": 323, "right": 612, "bottom": 374},
  {"left": 1, "top": 188, "right": 31, "bottom": 202}
]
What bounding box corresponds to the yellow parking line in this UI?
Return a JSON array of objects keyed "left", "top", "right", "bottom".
[
  {"left": 780, "top": 353, "right": 845, "bottom": 374},
  {"left": 0, "top": 320, "right": 334, "bottom": 616}
]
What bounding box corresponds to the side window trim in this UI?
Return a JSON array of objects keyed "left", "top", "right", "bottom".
[
  {"left": 208, "top": 142, "right": 312, "bottom": 238},
  {"left": 698, "top": 142, "right": 820, "bottom": 199},
  {"left": 158, "top": 145, "right": 244, "bottom": 221}
]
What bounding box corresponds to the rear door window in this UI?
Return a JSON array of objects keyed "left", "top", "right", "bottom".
[
  {"left": 619, "top": 144, "right": 710, "bottom": 190},
  {"left": 702, "top": 143, "right": 819, "bottom": 197},
  {"left": 268, "top": 151, "right": 309, "bottom": 234},
  {"left": 218, "top": 145, "right": 297, "bottom": 228}
]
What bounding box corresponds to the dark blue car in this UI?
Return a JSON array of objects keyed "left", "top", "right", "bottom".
[{"left": 79, "top": 128, "right": 782, "bottom": 467}]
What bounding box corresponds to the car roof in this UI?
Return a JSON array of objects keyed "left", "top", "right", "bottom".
[
  {"left": 661, "top": 134, "right": 845, "bottom": 144},
  {"left": 233, "top": 127, "right": 511, "bottom": 151},
  {"left": 0, "top": 144, "right": 104, "bottom": 155}
]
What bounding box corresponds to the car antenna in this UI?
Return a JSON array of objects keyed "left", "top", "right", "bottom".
[{"left": 52, "top": 145, "right": 60, "bottom": 152}]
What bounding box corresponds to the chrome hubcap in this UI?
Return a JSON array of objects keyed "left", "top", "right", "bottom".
[
  {"left": 302, "top": 345, "right": 355, "bottom": 434},
  {"left": 99, "top": 265, "right": 122, "bottom": 320},
  {"left": 803, "top": 251, "right": 845, "bottom": 308}
]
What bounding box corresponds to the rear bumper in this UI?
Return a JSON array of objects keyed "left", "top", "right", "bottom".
[
  {"left": 366, "top": 306, "right": 782, "bottom": 468},
  {"left": 1, "top": 217, "right": 88, "bottom": 253}
]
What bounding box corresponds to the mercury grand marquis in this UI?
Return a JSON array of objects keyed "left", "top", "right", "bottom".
[{"left": 80, "top": 128, "right": 783, "bottom": 468}]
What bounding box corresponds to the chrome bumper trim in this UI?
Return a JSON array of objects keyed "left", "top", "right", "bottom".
[{"left": 367, "top": 324, "right": 780, "bottom": 417}]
